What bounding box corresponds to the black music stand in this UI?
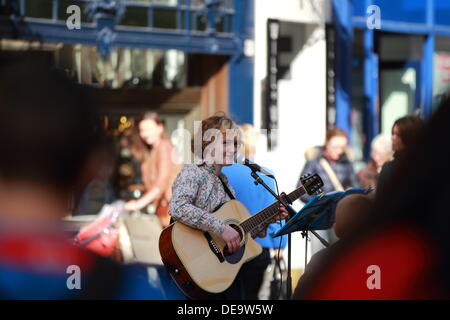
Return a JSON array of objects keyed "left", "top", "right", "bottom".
[{"left": 272, "top": 188, "right": 374, "bottom": 238}]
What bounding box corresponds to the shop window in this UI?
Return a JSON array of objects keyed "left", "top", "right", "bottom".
[
  {"left": 24, "top": 0, "right": 53, "bottom": 19},
  {"left": 58, "top": 0, "right": 90, "bottom": 23},
  {"left": 153, "top": 8, "right": 177, "bottom": 29},
  {"left": 120, "top": 6, "right": 148, "bottom": 27},
  {"left": 379, "top": 34, "right": 422, "bottom": 135},
  {"left": 434, "top": 36, "right": 450, "bottom": 111}
]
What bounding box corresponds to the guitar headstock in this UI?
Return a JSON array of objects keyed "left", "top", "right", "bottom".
[{"left": 300, "top": 173, "right": 324, "bottom": 196}]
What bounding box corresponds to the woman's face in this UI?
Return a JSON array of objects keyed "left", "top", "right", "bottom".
[
  {"left": 221, "top": 134, "right": 242, "bottom": 166},
  {"left": 391, "top": 125, "right": 404, "bottom": 153},
  {"left": 325, "top": 136, "right": 348, "bottom": 161},
  {"left": 139, "top": 119, "right": 163, "bottom": 146},
  {"left": 206, "top": 130, "right": 242, "bottom": 166}
]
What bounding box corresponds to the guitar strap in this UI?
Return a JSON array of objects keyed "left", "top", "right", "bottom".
[
  {"left": 218, "top": 175, "right": 236, "bottom": 200},
  {"left": 319, "top": 158, "right": 344, "bottom": 191}
]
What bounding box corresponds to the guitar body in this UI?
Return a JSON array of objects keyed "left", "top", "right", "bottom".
[
  {"left": 159, "top": 200, "right": 262, "bottom": 299},
  {"left": 159, "top": 173, "right": 324, "bottom": 299}
]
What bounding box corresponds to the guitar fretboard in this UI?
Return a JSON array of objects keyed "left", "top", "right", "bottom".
[{"left": 240, "top": 186, "right": 306, "bottom": 237}]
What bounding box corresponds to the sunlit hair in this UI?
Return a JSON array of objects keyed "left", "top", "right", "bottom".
[
  {"left": 190, "top": 113, "right": 241, "bottom": 161},
  {"left": 371, "top": 134, "right": 392, "bottom": 155},
  {"left": 325, "top": 128, "right": 348, "bottom": 145}
]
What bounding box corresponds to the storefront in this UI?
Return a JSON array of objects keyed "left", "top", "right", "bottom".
[
  {"left": 251, "top": 0, "right": 450, "bottom": 274},
  {"left": 0, "top": 0, "right": 255, "bottom": 201},
  {"left": 333, "top": 0, "right": 450, "bottom": 161}
]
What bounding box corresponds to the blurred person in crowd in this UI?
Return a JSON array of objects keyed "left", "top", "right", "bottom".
[
  {"left": 297, "top": 128, "right": 360, "bottom": 253},
  {"left": 74, "top": 136, "right": 117, "bottom": 216},
  {"left": 222, "top": 124, "right": 287, "bottom": 300},
  {"left": 357, "top": 134, "right": 393, "bottom": 189},
  {"left": 169, "top": 115, "right": 288, "bottom": 300},
  {"left": 378, "top": 115, "right": 424, "bottom": 190},
  {"left": 0, "top": 61, "right": 182, "bottom": 299},
  {"left": 125, "top": 112, "right": 179, "bottom": 228},
  {"left": 293, "top": 193, "right": 374, "bottom": 299},
  {"left": 293, "top": 95, "right": 450, "bottom": 299}
]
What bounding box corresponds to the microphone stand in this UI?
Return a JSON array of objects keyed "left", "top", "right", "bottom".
[
  {"left": 249, "top": 169, "right": 331, "bottom": 299},
  {"left": 249, "top": 170, "right": 297, "bottom": 299}
]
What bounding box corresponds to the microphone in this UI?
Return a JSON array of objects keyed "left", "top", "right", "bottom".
[{"left": 235, "top": 153, "right": 275, "bottom": 179}]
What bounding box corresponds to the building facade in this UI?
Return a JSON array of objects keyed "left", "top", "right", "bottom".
[
  {"left": 251, "top": 0, "right": 450, "bottom": 276},
  {"left": 2, "top": 0, "right": 450, "bottom": 290}
]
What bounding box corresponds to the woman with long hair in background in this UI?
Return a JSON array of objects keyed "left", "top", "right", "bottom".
[{"left": 125, "top": 112, "right": 179, "bottom": 228}]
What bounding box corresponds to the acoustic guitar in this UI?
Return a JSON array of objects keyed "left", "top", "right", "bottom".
[{"left": 159, "top": 173, "right": 323, "bottom": 299}]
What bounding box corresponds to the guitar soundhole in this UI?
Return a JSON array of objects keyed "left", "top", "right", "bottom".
[{"left": 223, "top": 224, "right": 245, "bottom": 264}]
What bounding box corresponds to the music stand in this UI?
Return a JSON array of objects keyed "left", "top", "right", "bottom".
[{"left": 272, "top": 188, "right": 373, "bottom": 238}]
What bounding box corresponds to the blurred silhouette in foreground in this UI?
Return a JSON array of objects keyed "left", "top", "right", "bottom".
[
  {"left": 0, "top": 60, "right": 182, "bottom": 299},
  {"left": 293, "top": 194, "right": 374, "bottom": 298},
  {"left": 293, "top": 94, "right": 450, "bottom": 299}
]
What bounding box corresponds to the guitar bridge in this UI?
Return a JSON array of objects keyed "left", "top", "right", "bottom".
[{"left": 204, "top": 232, "right": 225, "bottom": 263}]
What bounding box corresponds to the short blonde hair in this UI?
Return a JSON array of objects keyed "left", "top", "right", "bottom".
[
  {"left": 371, "top": 134, "right": 392, "bottom": 155},
  {"left": 190, "top": 114, "right": 240, "bottom": 160}
]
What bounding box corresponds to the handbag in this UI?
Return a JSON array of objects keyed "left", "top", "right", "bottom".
[{"left": 75, "top": 201, "right": 125, "bottom": 258}]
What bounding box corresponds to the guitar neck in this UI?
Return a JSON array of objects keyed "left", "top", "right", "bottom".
[{"left": 240, "top": 186, "right": 306, "bottom": 237}]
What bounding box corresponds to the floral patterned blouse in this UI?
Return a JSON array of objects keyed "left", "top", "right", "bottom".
[{"left": 169, "top": 164, "right": 236, "bottom": 235}]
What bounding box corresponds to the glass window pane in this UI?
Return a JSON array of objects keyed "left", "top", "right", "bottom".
[
  {"left": 25, "top": 0, "right": 52, "bottom": 19},
  {"left": 192, "top": 12, "right": 207, "bottom": 32},
  {"left": 380, "top": 68, "right": 417, "bottom": 134},
  {"left": 216, "top": 14, "right": 225, "bottom": 33},
  {"left": 434, "top": 37, "right": 450, "bottom": 111},
  {"left": 119, "top": 6, "right": 148, "bottom": 27},
  {"left": 153, "top": 8, "right": 177, "bottom": 29},
  {"left": 58, "top": 0, "right": 90, "bottom": 23}
]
